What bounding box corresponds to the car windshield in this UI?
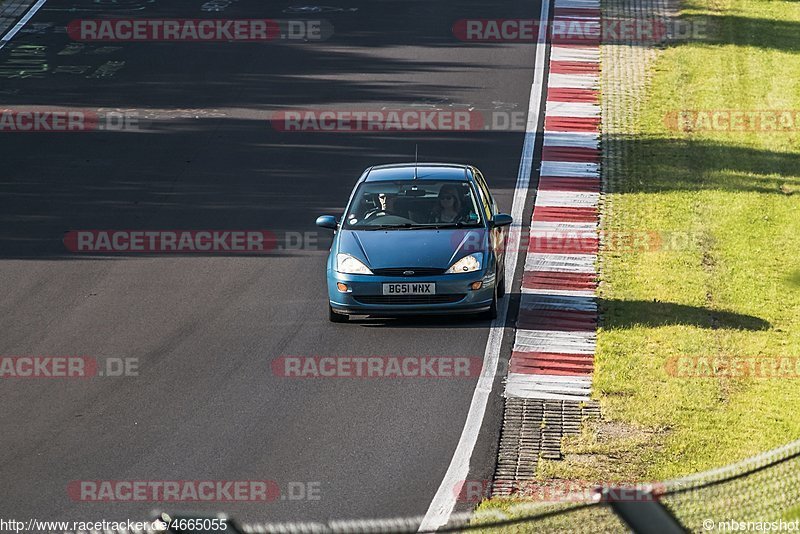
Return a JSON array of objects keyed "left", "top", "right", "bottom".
[{"left": 343, "top": 180, "right": 484, "bottom": 229}]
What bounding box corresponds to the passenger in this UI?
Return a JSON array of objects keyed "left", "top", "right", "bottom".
[{"left": 431, "top": 185, "right": 464, "bottom": 223}]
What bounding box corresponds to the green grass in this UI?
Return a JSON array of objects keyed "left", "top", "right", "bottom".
[
  {"left": 477, "top": 0, "right": 800, "bottom": 526},
  {"left": 472, "top": 498, "right": 625, "bottom": 533},
  {"left": 595, "top": 0, "right": 800, "bottom": 479}
]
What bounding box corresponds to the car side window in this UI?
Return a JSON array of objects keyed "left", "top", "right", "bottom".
[
  {"left": 472, "top": 170, "right": 494, "bottom": 219},
  {"left": 475, "top": 170, "right": 498, "bottom": 215}
]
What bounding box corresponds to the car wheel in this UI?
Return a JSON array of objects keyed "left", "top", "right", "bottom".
[
  {"left": 329, "top": 305, "right": 348, "bottom": 323},
  {"left": 497, "top": 268, "right": 506, "bottom": 298}
]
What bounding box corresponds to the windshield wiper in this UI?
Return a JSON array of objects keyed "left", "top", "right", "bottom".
[
  {"left": 425, "top": 221, "right": 480, "bottom": 229},
  {"left": 359, "top": 223, "right": 415, "bottom": 230},
  {"left": 357, "top": 222, "right": 480, "bottom": 230}
]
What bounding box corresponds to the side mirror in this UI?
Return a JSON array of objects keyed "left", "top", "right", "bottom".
[
  {"left": 491, "top": 213, "right": 513, "bottom": 228},
  {"left": 315, "top": 215, "right": 339, "bottom": 230}
]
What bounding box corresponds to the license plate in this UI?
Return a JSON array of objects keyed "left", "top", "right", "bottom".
[{"left": 382, "top": 282, "right": 435, "bottom": 295}]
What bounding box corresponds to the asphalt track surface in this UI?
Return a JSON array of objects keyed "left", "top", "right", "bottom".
[{"left": 0, "top": 0, "right": 544, "bottom": 525}]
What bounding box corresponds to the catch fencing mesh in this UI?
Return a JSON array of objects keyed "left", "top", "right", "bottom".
[{"left": 74, "top": 439, "right": 800, "bottom": 533}]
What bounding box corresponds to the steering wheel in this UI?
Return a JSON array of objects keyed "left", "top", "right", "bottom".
[{"left": 364, "top": 208, "right": 387, "bottom": 219}]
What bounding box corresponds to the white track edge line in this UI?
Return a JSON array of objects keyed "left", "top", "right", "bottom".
[{"left": 0, "top": 0, "right": 48, "bottom": 50}]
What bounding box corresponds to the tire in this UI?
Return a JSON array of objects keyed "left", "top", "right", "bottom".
[
  {"left": 497, "top": 269, "right": 506, "bottom": 299},
  {"left": 329, "top": 305, "right": 348, "bottom": 323}
]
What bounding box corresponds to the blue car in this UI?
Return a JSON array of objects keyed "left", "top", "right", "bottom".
[{"left": 316, "top": 163, "right": 513, "bottom": 322}]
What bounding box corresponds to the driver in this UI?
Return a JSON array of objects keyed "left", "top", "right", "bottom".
[
  {"left": 366, "top": 192, "right": 407, "bottom": 219},
  {"left": 378, "top": 193, "right": 397, "bottom": 214}
]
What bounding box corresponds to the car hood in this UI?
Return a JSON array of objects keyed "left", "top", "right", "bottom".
[{"left": 338, "top": 228, "right": 487, "bottom": 270}]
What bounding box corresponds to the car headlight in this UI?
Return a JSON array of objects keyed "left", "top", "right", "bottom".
[
  {"left": 336, "top": 253, "right": 373, "bottom": 275},
  {"left": 446, "top": 253, "right": 482, "bottom": 274}
]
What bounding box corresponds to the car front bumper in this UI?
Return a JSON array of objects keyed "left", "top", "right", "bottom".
[{"left": 327, "top": 269, "right": 496, "bottom": 316}]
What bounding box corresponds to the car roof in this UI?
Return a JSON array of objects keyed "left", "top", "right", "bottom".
[{"left": 363, "top": 163, "right": 473, "bottom": 182}]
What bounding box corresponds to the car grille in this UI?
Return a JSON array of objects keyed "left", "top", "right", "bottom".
[
  {"left": 371, "top": 267, "right": 446, "bottom": 277},
  {"left": 353, "top": 294, "right": 466, "bottom": 305}
]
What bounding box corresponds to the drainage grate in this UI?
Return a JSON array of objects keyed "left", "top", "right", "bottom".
[{"left": 492, "top": 398, "right": 601, "bottom": 496}]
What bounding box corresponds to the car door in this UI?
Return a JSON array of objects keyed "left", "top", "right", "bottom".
[{"left": 473, "top": 169, "right": 506, "bottom": 271}]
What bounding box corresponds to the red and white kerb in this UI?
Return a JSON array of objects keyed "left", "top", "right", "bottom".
[{"left": 505, "top": 0, "right": 601, "bottom": 401}]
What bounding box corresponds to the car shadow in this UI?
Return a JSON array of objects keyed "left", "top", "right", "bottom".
[
  {"left": 352, "top": 313, "right": 495, "bottom": 328},
  {"left": 346, "top": 294, "right": 771, "bottom": 331},
  {"left": 599, "top": 298, "right": 771, "bottom": 331}
]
